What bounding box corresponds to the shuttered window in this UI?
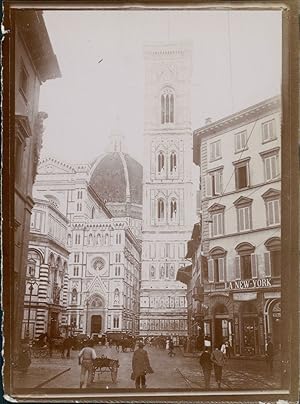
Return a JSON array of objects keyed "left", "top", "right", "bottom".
[
  {"left": 264, "top": 251, "right": 271, "bottom": 277},
  {"left": 266, "top": 199, "right": 280, "bottom": 225},
  {"left": 264, "top": 154, "right": 279, "bottom": 181},
  {"left": 235, "top": 130, "right": 247, "bottom": 152},
  {"left": 208, "top": 259, "right": 214, "bottom": 283},
  {"left": 205, "top": 171, "right": 223, "bottom": 197},
  {"left": 235, "top": 256, "right": 241, "bottom": 280},
  {"left": 250, "top": 253, "right": 258, "bottom": 278},
  {"left": 262, "top": 119, "right": 276, "bottom": 142}
]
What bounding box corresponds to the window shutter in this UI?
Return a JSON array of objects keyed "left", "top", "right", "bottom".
[
  {"left": 251, "top": 253, "right": 258, "bottom": 278},
  {"left": 208, "top": 259, "right": 214, "bottom": 283},
  {"left": 264, "top": 251, "right": 271, "bottom": 277},
  {"left": 274, "top": 199, "right": 280, "bottom": 224},
  {"left": 206, "top": 175, "right": 212, "bottom": 197},
  {"left": 218, "top": 258, "right": 225, "bottom": 282},
  {"left": 235, "top": 256, "right": 241, "bottom": 280},
  {"left": 215, "top": 171, "right": 221, "bottom": 195}
]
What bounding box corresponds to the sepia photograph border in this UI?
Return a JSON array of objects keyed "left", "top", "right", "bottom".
[{"left": 2, "top": 0, "right": 299, "bottom": 402}]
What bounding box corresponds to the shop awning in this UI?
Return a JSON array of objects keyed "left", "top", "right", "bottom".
[
  {"left": 185, "top": 239, "right": 199, "bottom": 259},
  {"left": 176, "top": 265, "right": 192, "bottom": 284}
]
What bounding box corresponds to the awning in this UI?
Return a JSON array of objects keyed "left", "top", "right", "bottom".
[
  {"left": 191, "top": 222, "right": 201, "bottom": 241},
  {"left": 176, "top": 265, "right": 192, "bottom": 284}
]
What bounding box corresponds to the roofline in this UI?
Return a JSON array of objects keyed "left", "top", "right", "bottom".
[
  {"left": 193, "top": 95, "right": 281, "bottom": 138},
  {"left": 87, "top": 185, "right": 113, "bottom": 219},
  {"left": 16, "top": 10, "right": 61, "bottom": 82}
]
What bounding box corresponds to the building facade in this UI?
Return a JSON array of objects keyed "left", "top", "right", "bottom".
[
  {"left": 33, "top": 140, "right": 142, "bottom": 336},
  {"left": 13, "top": 10, "right": 61, "bottom": 357},
  {"left": 192, "top": 96, "right": 281, "bottom": 356},
  {"left": 23, "top": 197, "right": 69, "bottom": 339},
  {"left": 139, "top": 43, "right": 196, "bottom": 338}
]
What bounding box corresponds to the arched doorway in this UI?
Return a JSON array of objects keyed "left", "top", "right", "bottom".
[
  {"left": 241, "top": 302, "right": 258, "bottom": 356},
  {"left": 269, "top": 300, "right": 281, "bottom": 350},
  {"left": 91, "top": 315, "right": 102, "bottom": 334},
  {"left": 213, "top": 303, "right": 229, "bottom": 349}
]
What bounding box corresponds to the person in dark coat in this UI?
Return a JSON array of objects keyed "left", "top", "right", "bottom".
[
  {"left": 266, "top": 337, "right": 274, "bottom": 374},
  {"left": 132, "top": 342, "right": 153, "bottom": 389},
  {"left": 199, "top": 347, "right": 212, "bottom": 389},
  {"left": 211, "top": 346, "right": 226, "bottom": 388}
]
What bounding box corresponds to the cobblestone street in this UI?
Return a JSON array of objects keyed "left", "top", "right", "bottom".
[{"left": 13, "top": 345, "right": 281, "bottom": 392}]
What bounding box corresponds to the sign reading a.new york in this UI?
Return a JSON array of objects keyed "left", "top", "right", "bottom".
[{"left": 226, "top": 278, "right": 272, "bottom": 290}]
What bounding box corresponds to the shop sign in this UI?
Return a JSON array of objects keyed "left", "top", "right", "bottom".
[
  {"left": 233, "top": 292, "right": 257, "bottom": 301},
  {"left": 226, "top": 278, "right": 272, "bottom": 290}
]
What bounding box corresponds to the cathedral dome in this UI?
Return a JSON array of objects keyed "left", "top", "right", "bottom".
[{"left": 89, "top": 151, "right": 143, "bottom": 205}]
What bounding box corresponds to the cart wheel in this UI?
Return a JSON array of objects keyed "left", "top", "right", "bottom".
[{"left": 111, "top": 365, "right": 118, "bottom": 383}]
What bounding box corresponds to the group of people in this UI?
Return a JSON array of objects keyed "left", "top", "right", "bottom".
[
  {"left": 199, "top": 345, "right": 226, "bottom": 389},
  {"left": 78, "top": 340, "right": 154, "bottom": 389}
]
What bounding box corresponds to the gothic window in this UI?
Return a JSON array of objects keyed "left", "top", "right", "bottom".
[
  {"left": 170, "top": 265, "right": 175, "bottom": 279},
  {"left": 157, "top": 198, "right": 165, "bottom": 221},
  {"left": 158, "top": 151, "right": 165, "bottom": 173},
  {"left": 89, "top": 234, "right": 94, "bottom": 245},
  {"left": 91, "top": 207, "right": 95, "bottom": 219},
  {"left": 67, "top": 234, "right": 72, "bottom": 246},
  {"left": 114, "top": 288, "right": 120, "bottom": 305},
  {"left": 170, "top": 199, "right": 177, "bottom": 221},
  {"left": 71, "top": 288, "right": 78, "bottom": 304},
  {"left": 105, "top": 233, "right": 109, "bottom": 245},
  {"left": 150, "top": 265, "right": 156, "bottom": 279},
  {"left": 161, "top": 88, "right": 175, "bottom": 124},
  {"left": 159, "top": 265, "right": 165, "bottom": 279},
  {"left": 170, "top": 151, "right": 177, "bottom": 173}
]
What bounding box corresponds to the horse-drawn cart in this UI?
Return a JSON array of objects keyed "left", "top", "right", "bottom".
[{"left": 92, "top": 355, "right": 119, "bottom": 384}]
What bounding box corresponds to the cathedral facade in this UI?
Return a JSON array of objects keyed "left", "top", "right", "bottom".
[
  {"left": 139, "top": 43, "right": 196, "bottom": 338},
  {"left": 31, "top": 140, "right": 142, "bottom": 337}
]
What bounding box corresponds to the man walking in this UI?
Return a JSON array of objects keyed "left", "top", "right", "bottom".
[
  {"left": 199, "top": 347, "right": 212, "bottom": 389},
  {"left": 211, "top": 345, "right": 226, "bottom": 388},
  {"left": 78, "top": 340, "right": 97, "bottom": 388},
  {"left": 132, "top": 342, "right": 153, "bottom": 389}
]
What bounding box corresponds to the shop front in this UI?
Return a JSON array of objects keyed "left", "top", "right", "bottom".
[{"left": 203, "top": 292, "right": 270, "bottom": 357}]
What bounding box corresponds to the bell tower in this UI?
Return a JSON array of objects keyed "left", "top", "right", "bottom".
[{"left": 140, "top": 43, "right": 195, "bottom": 337}]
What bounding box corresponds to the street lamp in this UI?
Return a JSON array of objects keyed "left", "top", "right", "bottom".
[{"left": 25, "top": 270, "right": 37, "bottom": 340}]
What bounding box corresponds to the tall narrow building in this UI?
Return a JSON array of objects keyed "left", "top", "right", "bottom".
[{"left": 139, "top": 43, "right": 195, "bottom": 339}]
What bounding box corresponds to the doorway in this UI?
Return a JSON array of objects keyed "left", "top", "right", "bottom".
[
  {"left": 91, "top": 315, "right": 102, "bottom": 334},
  {"left": 213, "top": 304, "right": 229, "bottom": 349},
  {"left": 241, "top": 302, "right": 259, "bottom": 356}
]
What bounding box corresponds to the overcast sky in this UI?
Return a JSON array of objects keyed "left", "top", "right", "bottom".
[{"left": 39, "top": 10, "right": 282, "bottom": 164}]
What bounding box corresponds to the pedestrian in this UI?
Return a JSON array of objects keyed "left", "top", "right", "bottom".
[
  {"left": 225, "top": 340, "right": 231, "bottom": 358},
  {"left": 166, "top": 338, "right": 170, "bottom": 351},
  {"left": 211, "top": 345, "right": 226, "bottom": 388},
  {"left": 78, "top": 340, "right": 97, "bottom": 388},
  {"left": 266, "top": 337, "right": 274, "bottom": 374},
  {"left": 220, "top": 340, "right": 226, "bottom": 355},
  {"left": 168, "top": 339, "right": 175, "bottom": 357},
  {"left": 131, "top": 342, "right": 153, "bottom": 389},
  {"left": 199, "top": 347, "right": 212, "bottom": 389}
]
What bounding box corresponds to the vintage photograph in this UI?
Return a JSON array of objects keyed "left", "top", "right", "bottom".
[{"left": 2, "top": 1, "right": 299, "bottom": 401}]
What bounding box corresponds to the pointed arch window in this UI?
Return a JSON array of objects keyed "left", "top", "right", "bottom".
[
  {"left": 170, "top": 151, "right": 177, "bottom": 173},
  {"left": 150, "top": 265, "right": 156, "bottom": 279},
  {"left": 114, "top": 288, "right": 120, "bottom": 305},
  {"left": 71, "top": 288, "right": 78, "bottom": 304},
  {"left": 158, "top": 151, "right": 165, "bottom": 173},
  {"left": 157, "top": 198, "right": 165, "bottom": 221},
  {"left": 161, "top": 88, "right": 175, "bottom": 124},
  {"left": 170, "top": 199, "right": 177, "bottom": 221}
]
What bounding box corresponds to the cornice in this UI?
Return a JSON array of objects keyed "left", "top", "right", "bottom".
[{"left": 194, "top": 95, "right": 281, "bottom": 139}]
